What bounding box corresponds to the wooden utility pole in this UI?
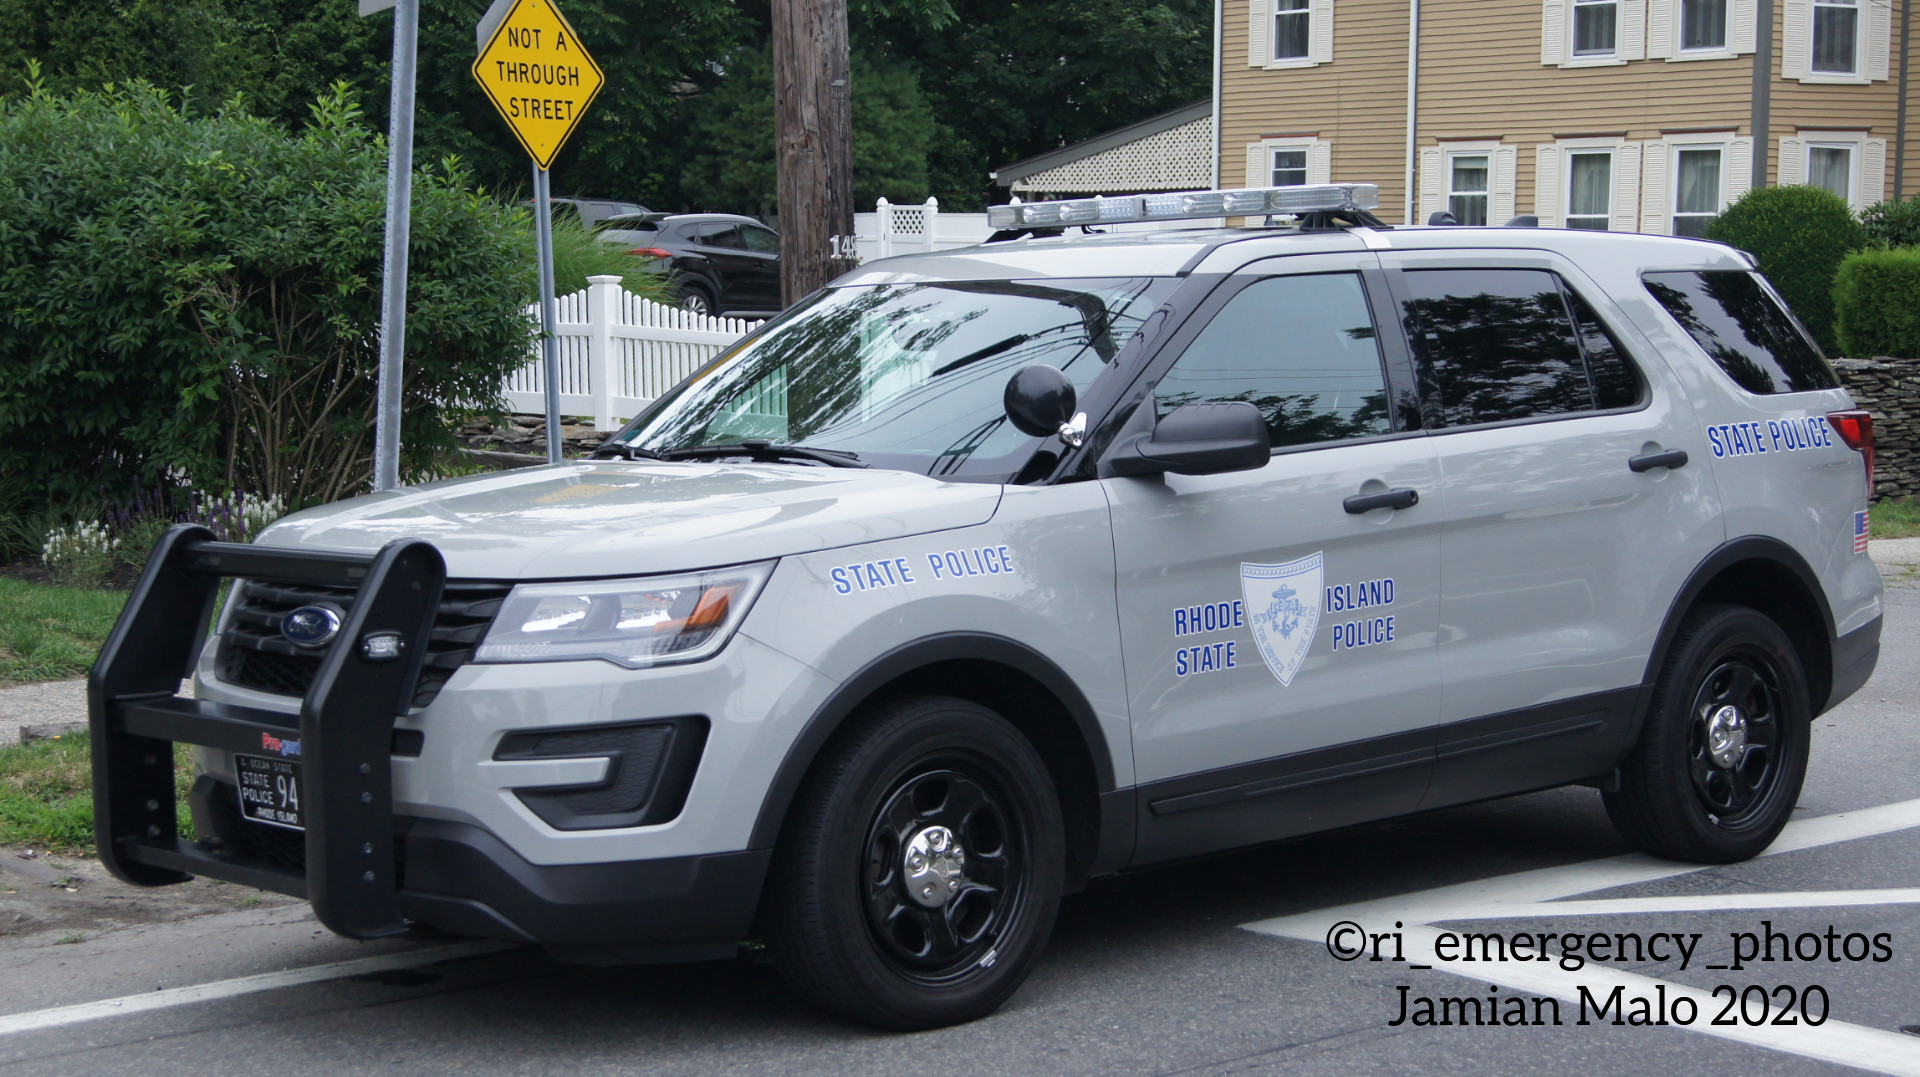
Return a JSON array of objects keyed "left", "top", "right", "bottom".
[{"left": 772, "top": 0, "right": 856, "bottom": 307}]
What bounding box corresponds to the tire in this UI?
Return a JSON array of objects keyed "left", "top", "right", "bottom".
[
  {"left": 1604, "top": 603, "right": 1812, "bottom": 864},
  {"left": 764, "top": 694, "right": 1066, "bottom": 1030},
  {"left": 679, "top": 284, "right": 714, "bottom": 316}
]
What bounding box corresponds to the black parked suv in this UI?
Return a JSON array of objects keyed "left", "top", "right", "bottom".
[{"left": 600, "top": 212, "right": 782, "bottom": 317}]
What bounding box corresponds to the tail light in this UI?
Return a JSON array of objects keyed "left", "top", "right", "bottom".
[
  {"left": 1827, "top": 410, "right": 1874, "bottom": 496},
  {"left": 627, "top": 247, "right": 671, "bottom": 259}
]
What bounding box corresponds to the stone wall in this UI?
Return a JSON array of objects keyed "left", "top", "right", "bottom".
[{"left": 1834, "top": 357, "right": 1920, "bottom": 500}]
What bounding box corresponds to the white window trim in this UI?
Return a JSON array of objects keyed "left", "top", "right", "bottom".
[
  {"left": 1782, "top": 130, "right": 1887, "bottom": 209},
  {"left": 1644, "top": 133, "right": 1750, "bottom": 235},
  {"left": 1784, "top": 0, "right": 1886, "bottom": 82},
  {"left": 1246, "top": 137, "right": 1332, "bottom": 189},
  {"left": 1649, "top": 0, "right": 1754, "bottom": 58},
  {"left": 1249, "top": 0, "right": 1334, "bottom": 68},
  {"left": 1806, "top": 0, "right": 1867, "bottom": 82},
  {"left": 1551, "top": 136, "right": 1643, "bottom": 232},
  {"left": 1548, "top": 0, "right": 1645, "bottom": 66}
]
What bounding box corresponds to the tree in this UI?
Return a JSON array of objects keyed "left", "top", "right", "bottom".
[{"left": 678, "top": 47, "right": 933, "bottom": 213}]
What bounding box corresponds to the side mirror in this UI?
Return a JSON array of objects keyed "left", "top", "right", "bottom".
[
  {"left": 1107, "top": 401, "right": 1270, "bottom": 477},
  {"left": 1004, "top": 364, "right": 1077, "bottom": 439}
]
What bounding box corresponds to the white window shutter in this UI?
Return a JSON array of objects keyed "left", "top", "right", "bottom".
[
  {"left": 1620, "top": 0, "right": 1647, "bottom": 59},
  {"left": 1612, "top": 142, "right": 1643, "bottom": 232},
  {"left": 1726, "top": 138, "right": 1754, "bottom": 203},
  {"left": 1863, "top": 138, "right": 1888, "bottom": 204},
  {"left": 1249, "top": 0, "right": 1270, "bottom": 66},
  {"left": 1542, "top": 0, "right": 1566, "bottom": 64},
  {"left": 1309, "top": 0, "right": 1335, "bottom": 63},
  {"left": 1647, "top": 0, "right": 1674, "bottom": 57},
  {"left": 1492, "top": 146, "right": 1518, "bottom": 222},
  {"left": 1640, "top": 144, "right": 1670, "bottom": 233},
  {"left": 1247, "top": 143, "right": 1266, "bottom": 188},
  {"left": 1308, "top": 140, "right": 1333, "bottom": 184},
  {"left": 1536, "top": 145, "right": 1562, "bottom": 226},
  {"left": 1731, "top": 0, "right": 1758, "bottom": 53},
  {"left": 1420, "top": 147, "right": 1444, "bottom": 221},
  {"left": 1867, "top": 0, "right": 1891, "bottom": 79},
  {"left": 1779, "top": 137, "right": 1807, "bottom": 184},
  {"left": 1782, "top": 0, "right": 1811, "bottom": 78}
]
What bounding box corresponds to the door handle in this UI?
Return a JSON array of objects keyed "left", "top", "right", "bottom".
[
  {"left": 1343, "top": 488, "right": 1420, "bottom": 514},
  {"left": 1628, "top": 449, "right": 1689, "bottom": 473}
]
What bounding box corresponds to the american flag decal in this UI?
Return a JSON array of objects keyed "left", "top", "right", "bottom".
[{"left": 1856, "top": 509, "right": 1871, "bottom": 554}]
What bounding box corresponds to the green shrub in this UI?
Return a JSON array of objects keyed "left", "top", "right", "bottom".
[
  {"left": 547, "top": 216, "right": 674, "bottom": 300},
  {"left": 1834, "top": 246, "right": 1920, "bottom": 358},
  {"left": 0, "top": 74, "right": 535, "bottom": 517},
  {"left": 1706, "top": 185, "right": 1867, "bottom": 352},
  {"left": 1861, "top": 194, "right": 1920, "bottom": 249}
]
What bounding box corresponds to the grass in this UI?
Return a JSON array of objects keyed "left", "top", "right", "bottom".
[
  {"left": 0, "top": 578, "right": 127, "bottom": 686},
  {"left": 0, "top": 734, "right": 193, "bottom": 854},
  {"left": 1871, "top": 496, "right": 1920, "bottom": 539}
]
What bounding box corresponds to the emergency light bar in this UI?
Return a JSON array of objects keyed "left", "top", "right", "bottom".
[{"left": 985, "top": 183, "right": 1381, "bottom": 230}]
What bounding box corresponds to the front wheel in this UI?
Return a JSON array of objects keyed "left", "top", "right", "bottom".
[
  {"left": 764, "top": 694, "right": 1065, "bottom": 1029},
  {"left": 1604, "top": 603, "right": 1811, "bottom": 863}
]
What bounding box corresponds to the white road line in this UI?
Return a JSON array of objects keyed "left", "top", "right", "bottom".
[
  {"left": 1436, "top": 888, "right": 1920, "bottom": 920},
  {"left": 1390, "top": 923, "right": 1920, "bottom": 1077},
  {"left": 0, "top": 940, "right": 514, "bottom": 1037},
  {"left": 1248, "top": 796, "right": 1920, "bottom": 935},
  {"left": 1242, "top": 797, "right": 1920, "bottom": 1076}
]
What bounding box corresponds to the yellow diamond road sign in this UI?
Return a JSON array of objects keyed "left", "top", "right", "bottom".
[{"left": 472, "top": 0, "right": 604, "bottom": 171}]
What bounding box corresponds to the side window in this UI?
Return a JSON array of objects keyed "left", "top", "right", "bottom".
[
  {"left": 1400, "top": 268, "right": 1591, "bottom": 426},
  {"left": 740, "top": 226, "right": 781, "bottom": 253},
  {"left": 1566, "top": 289, "right": 1643, "bottom": 409},
  {"left": 696, "top": 224, "right": 741, "bottom": 248},
  {"left": 1643, "top": 270, "right": 1838, "bottom": 394},
  {"left": 1153, "top": 273, "right": 1392, "bottom": 450}
]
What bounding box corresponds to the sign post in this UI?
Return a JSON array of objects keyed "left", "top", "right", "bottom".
[
  {"left": 473, "top": 0, "right": 606, "bottom": 465},
  {"left": 365, "top": 0, "right": 418, "bottom": 492}
]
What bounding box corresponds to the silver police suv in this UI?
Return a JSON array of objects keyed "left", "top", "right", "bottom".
[{"left": 90, "top": 184, "right": 1882, "bottom": 1030}]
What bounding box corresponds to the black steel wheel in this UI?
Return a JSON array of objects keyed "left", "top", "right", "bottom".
[
  {"left": 1605, "top": 603, "right": 1811, "bottom": 863},
  {"left": 764, "top": 694, "right": 1064, "bottom": 1029}
]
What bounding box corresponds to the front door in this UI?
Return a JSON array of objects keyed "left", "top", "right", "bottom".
[
  {"left": 1378, "top": 252, "right": 1724, "bottom": 806},
  {"left": 1103, "top": 256, "right": 1444, "bottom": 864}
]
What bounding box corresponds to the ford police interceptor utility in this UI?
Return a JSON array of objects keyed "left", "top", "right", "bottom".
[{"left": 89, "top": 183, "right": 1882, "bottom": 1030}]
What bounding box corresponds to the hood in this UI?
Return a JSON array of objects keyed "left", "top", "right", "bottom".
[{"left": 257, "top": 462, "right": 1003, "bottom": 580}]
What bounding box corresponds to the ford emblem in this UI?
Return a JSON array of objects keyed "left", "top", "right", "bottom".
[{"left": 281, "top": 605, "right": 343, "bottom": 648}]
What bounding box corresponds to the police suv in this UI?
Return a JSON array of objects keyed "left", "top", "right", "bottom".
[{"left": 89, "top": 183, "right": 1882, "bottom": 1030}]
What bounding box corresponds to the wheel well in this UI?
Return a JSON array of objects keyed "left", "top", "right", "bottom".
[
  {"left": 1684, "top": 558, "right": 1833, "bottom": 711},
  {"left": 826, "top": 660, "right": 1103, "bottom": 891}
]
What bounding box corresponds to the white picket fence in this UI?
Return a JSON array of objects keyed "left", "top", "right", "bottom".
[{"left": 506, "top": 275, "right": 761, "bottom": 431}]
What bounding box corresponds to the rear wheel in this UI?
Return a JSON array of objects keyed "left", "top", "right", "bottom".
[
  {"left": 1604, "top": 603, "right": 1811, "bottom": 863},
  {"left": 764, "top": 694, "right": 1065, "bottom": 1029},
  {"left": 679, "top": 284, "right": 714, "bottom": 316}
]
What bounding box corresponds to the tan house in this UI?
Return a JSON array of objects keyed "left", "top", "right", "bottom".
[{"left": 1215, "top": 0, "right": 1915, "bottom": 228}]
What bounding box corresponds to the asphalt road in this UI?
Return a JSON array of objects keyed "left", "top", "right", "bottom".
[{"left": 4, "top": 580, "right": 1920, "bottom": 1075}]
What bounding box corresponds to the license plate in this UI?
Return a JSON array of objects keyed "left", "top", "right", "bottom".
[{"left": 235, "top": 753, "right": 304, "bottom": 831}]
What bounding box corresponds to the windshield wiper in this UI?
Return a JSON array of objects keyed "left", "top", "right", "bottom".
[
  {"left": 658, "top": 440, "right": 867, "bottom": 468},
  {"left": 589, "top": 442, "right": 664, "bottom": 461}
]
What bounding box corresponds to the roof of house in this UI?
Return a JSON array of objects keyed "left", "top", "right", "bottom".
[{"left": 991, "top": 101, "right": 1213, "bottom": 195}]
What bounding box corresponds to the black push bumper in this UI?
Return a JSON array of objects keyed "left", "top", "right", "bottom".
[{"left": 89, "top": 525, "right": 447, "bottom": 940}]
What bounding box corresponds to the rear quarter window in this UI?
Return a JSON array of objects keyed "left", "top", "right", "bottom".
[{"left": 1642, "top": 270, "right": 1838, "bottom": 394}]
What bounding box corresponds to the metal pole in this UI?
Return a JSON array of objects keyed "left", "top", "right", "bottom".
[
  {"left": 372, "top": 0, "right": 419, "bottom": 492},
  {"left": 533, "top": 165, "right": 562, "bottom": 464}
]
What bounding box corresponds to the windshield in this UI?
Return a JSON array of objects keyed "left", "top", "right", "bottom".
[{"left": 614, "top": 277, "right": 1176, "bottom": 478}]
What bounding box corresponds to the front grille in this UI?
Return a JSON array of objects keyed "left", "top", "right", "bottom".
[{"left": 217, "top": 578, "right": 511, "bottom": 707}]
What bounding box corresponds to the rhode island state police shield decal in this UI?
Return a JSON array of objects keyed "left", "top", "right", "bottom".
[{"left": 1241, "top": 552, "right": 1323, "bottom": 687}]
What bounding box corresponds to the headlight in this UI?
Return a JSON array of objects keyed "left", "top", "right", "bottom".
[{"left": 473, "top": 562, "right": 774, "bottom": 669}]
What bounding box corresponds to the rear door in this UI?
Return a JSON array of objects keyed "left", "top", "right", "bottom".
[
  {"left": 1102, "top": 254, "right": 1444, "bottom": 864},
  {"left": 1377, "top": 251, "right": 1723, "bottom": 807},
  {"left": 689, "top": 224, "right": 756, "bottom": 309},
  {"left": 737, "top": 224, "right": 783, "bottom": 310}
]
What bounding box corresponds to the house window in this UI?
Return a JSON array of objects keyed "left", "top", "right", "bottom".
[
  {"left": 1448, "top": 154, "right": 1490, "bottom": 225},
  {"left": 1272, "top": 149, "right": 1309, "bottom": 186},
  {"left": 1573, "top": 0, "right": 1619, "bottom": 54},
  {"left": 1812, "top": 0, "right": 1859, "bottom": 73},
  {"left": 1274, "top": 0, "right": 1311, "bottom": 61},
  {"left": 1673, "top": 147, "right": 1723, "bottom": 236},
  {"left": 1567, "top": 151, "right": 1613, "bottom": 229},
  {"left": 1809, "top": 144, "right": 1854, "bottom": 200},
  {"left": 1680, "top": 0, "right": 1728, "bottom": 49}
]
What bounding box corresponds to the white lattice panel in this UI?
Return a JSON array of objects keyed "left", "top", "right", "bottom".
[{"left": 1012, "top": 117, "right": 1214, "bottom": 195}]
